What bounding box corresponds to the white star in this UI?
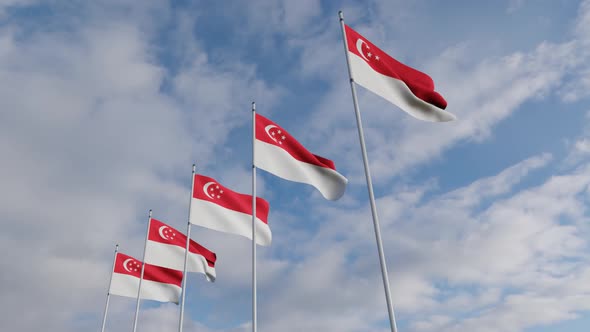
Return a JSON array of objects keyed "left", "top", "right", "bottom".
[
  {"left": 272, "top": 132, "right": 275, "bottom": 136},
  {"left": 375, "top": 55, "right": 380, "bottom": 60},
  {"left": 216, "top": 185, "right": 219, "bottom": 189},
  {"left": 220, "top": 190, "right": 223, "bottom": 193},
  {"left": 278, "top": 130, "right": 281, "bottom": 134},
  {"left": 279, "top": 141, "right": 282, "bottom": 145},
  {"left": 368, "top": 52, "right": 372, "bottom": 57},
  {"left": 281, "top": 135, "right": 286, "bottom": 140},
  {"left": 217, "top": 195, "right": 220, "bottom": 199}
]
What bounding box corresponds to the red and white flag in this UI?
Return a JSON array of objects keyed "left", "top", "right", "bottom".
[
  {"left": 255, "top": 113, "right": 348, "bottom": 200},
  {"left": 109, "top": 252, "right": 183, "bottom": 304},
  {"left": 190, "top": 174, "right": 271, "bottom": 246},
  {"left": 344, "top": 24, "right": 455, "bottom": 122},
  {"left": 144, "top": 218, "right": 217, "bottom": 281}
]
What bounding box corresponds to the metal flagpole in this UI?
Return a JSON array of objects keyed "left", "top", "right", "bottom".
[
  {"left": 132, "top": 209, "right": 152, "bottom": 332},
  {"left": 338, "top": 11, "right": 399, "bottom": 332},
  {"left": 100, "top": 244, "right": 119, "bottom": 332},
  {"left": 251, "top": 101, "right": 258, "bottom": 332},
  {"left": 178, "top": 164, "right": 196, "bottom": 332}
]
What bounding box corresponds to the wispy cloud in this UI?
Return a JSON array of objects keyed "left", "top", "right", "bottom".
[{"left": 1, "top": 1, "right": 590, "bottom": 332}]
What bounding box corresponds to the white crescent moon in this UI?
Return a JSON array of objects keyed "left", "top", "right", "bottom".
[
  {"left": 264, "top": 125, "right": 279, "bottom": 143},
  {"left": 158, "top": 225, "right": 170, "bottom": 240},
  {"left": 123, "top": 258, "right": 134, "bottom": 273},
  {"left": 203, "top": 181, "right": 216, "bottom": 199},
  {"left": 356, "top": 38, "right": 370, "bottom": 62}
]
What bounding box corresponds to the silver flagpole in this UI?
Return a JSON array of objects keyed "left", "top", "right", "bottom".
[
  {"left": 100, "top": 244, "right": 119, "bottom": 332},
  {"left": 338, "top": 11, "right": 399, "bottom": 332},
  {"left": 251, "top": 101, "right": 258, "bottom": 332},
  {"left": 179, "top": 164, "right": 196, "bottom": 332},
  {"left": 132, "top": 209, "right": 152, "bottom": 332}
]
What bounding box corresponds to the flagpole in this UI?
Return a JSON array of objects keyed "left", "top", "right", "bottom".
[
  {"left": 132, "top": 209, "right": 152, "bottom": 332},
  {"left": 100, "top": 244, "right": 119, "bottom": 332},
  {"left": 179, "top": 164, "right": 196, "bottom": 332},
  {"left": 338, "top": 11, "right": 399, "bottom": 332},
  {"left": 251, "top": 101, "right": 258, "bottom": 332}
]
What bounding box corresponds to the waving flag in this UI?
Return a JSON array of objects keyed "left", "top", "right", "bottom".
[
  {"left": 144, "top": 219, "right": 217, "bottom": 281},
  {"left": 190, "top": 174, "right": 271, "bottom": 246},
  {"left": 344, "top": 24, "right": 455, "bottom": 122},
  {"left": 109, "top": 253, "right": 182, "bottom": 304},
  {"left": 255, "top": 113, "right": 348, "bottom": 200}
]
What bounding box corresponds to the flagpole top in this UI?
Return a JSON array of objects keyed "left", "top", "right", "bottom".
[
  {"left": 192, "top": 163, "right": 196, "bottom": 173},
  {"left": 115, "top": 244, "right": 119, "bottom": 251},
  {"left": 252, "top": 101, "right": 256, "bottom": 111},
  {"left": 338, "top": 11, "right": 343, "bottom": 20},
  {"left": 148, "top": 209, "right": 152, "bottom": 217}
]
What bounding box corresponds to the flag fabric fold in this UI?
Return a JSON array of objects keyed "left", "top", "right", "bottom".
[
  {"left": 255, "top": 113, "right": 348, "bottom": 200},
  {"left": 144, "top": 218, "right": 217, "bottom": 282},
  {"left": 190, "top": 174, "right": 271, "bottom": 246},
  {"left": 109, "top": 252, "right": 183, "bottom": 304},
  {"left": 344, "top": 24, "right": 455, "bottom": 122}
]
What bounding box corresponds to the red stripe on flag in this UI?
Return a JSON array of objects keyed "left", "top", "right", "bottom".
[
  {"left": 148, "top": 219, "right": 217, "bottom": 267},
  {"left": 193, "top": 174, "right": 270, "bottom": 224},
  {"left": 114, "top": 253, "right": 183, "bottom": 287},
  {"left": 344, "top": 24, "right": 447, "bottom": 110},
  {"left": 143, "top": 263, "right": 183, "bottom": 287},
  {"left": 255, "top": 113, "right": 336, "bottom": 170}
]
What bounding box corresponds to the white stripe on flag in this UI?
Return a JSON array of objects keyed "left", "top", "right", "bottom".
[
  {"left": 144, "top": 240, "right": 216, "bottom": 281},
  {"left": 109, "top": 273, "right": 181, "bottom": 304},
  {"left": 190, "top": 198, "right": 271, "bottom": 246},
  {"left": 255, "top": 139, "right": 347, "bottom": 200},
  {"left": 349, "top": 54, "right": 455, "bottom": 122}
]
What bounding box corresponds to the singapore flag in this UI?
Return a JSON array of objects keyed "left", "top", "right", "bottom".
[
  {"left": 144, "top": 218, "right": 217, "bottom": 281},
  {"left": 255, "top": 113, "right": 348, "bottom": 201},
  {"left": 109, "top": 252, "right": 183, "bottom": 304},
  {"left": 344, "top": 24, "right": 455, "bottom": 122},
  {"left": 190, "top": 174, "right": 271, "bottom": 246}
]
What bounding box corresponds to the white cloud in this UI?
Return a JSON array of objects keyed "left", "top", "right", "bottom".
[
  {"left": 0, "top": 2, "right": 280, "bottom": 331},
  {"left": 283, "top": 1, "right": 590, "bottom": 185},
  {"left": 558, "top": 0, "right": 590, "bottom": 102},
  {"left": 2, "top": 1, "right": 590, "bottom": 332},
  {"left": 252, "top": 153, "right": 590, "bottom": 332},
  {"left": 563, "top": 111, "right": 590, "bottom": 167},
  {"left": 0, "top": 0, "right": 34, "bottom": 16},
  {"left": 575, "top": 138, "right": 590, "bottom": 153},
  {"left": 507, "top": 0, "right": 527, "bottom": 13}
]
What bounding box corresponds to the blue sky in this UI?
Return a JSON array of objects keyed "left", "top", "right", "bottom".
[{"left": 1, "top": 1, "right": 590, "bottom": 331}]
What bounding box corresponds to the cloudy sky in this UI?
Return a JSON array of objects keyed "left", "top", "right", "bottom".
[{"left": 1, "top": 0, "right": 590, "bottom": 331}]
